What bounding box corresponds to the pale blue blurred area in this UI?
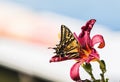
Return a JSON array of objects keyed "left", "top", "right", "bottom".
[{"left": 2, "top": 0, "right": 120, "bottom": 31}]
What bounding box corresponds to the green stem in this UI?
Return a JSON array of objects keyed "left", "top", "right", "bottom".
[
  {"left": 82, "top": 63, "right": 96, "bottom": 81},
  {"left": 97, "top": 60, "right": 107, "bottom": 82},
  {"left": 89, "top": 72, "right": 96, "bottom": 81},
  {"left": 82, "top": 60, "right": 108, "bottom": 82},
  {"left": 100, "top": 73, "right": 105, "bottom": 82}
]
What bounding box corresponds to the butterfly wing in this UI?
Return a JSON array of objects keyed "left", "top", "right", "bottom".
[{"left": 54, "top": 25, "right": 80, "bottom": 58}]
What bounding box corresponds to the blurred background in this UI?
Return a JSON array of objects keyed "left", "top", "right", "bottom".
[{"left": 0, "top": 0, "right": 120, "bottom": 82}]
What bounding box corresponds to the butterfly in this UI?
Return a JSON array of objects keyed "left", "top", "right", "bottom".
[{"left": 51, "top": 25, "right": 81, "bottom": 59}]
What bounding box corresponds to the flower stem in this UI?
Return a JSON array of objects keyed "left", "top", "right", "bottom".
[
  {"left": 90, "top": 72, "right": 96, "bottom": 81},
  {"left": 97, "top": 60, "right": 108, "bottom": 82},
  {"left": 82, "top": 60, "right": 108, "bottom": 82},
  {"left": 82, "top": 63, "right": 96, "bottom": 81}
]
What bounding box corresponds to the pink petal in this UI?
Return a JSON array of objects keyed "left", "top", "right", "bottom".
[
  {"left": 92, "top": 35, "right": 105, "bottom": 48},
  {"left": 90, "top": 49, "right": 99, "bottom": 59},
  {"left": 85, "top": 19, "right": 96, "bottom": 29},
  {"left": 80, "top": 19, "right": 96, "bottom": 34},
  {"left": 70, "top": 62, "right": 82, "bottom": 81},
  {"left": 86, "top": 50, "right": 100, "bottom": 63},
  {"left": 49, "top": 54, "right": 76, "bottom": 62},
  {"left": 49, "top": 56, "right": 68, "bottom": 62}
]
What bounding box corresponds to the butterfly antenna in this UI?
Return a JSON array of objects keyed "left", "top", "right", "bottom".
[
  {"left": 48, "top": 47, "right": 56, "bottom": 50},
  {"left": 48, "top": 47, "right": 53, "bottom": 49}
]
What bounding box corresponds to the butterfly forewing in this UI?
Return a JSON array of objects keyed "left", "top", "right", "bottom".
[{"left": 55, "top": 25, "right": 80, "bottom": 58}]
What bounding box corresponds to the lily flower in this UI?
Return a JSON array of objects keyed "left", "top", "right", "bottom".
[
  {"left": 50, "top": 19, "right": 105, "bottom": 81},
  {"left": 70, "top": 19, "right": 105, "bottom": 81}
]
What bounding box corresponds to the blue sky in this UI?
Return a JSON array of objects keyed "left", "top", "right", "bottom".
[{"left": 2, "top": 0, "right": 120, "bottom": 31}]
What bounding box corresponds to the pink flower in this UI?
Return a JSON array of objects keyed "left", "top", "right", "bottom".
[
  {"left": 70, "top": 19, "right": 105, "bottom": 81},
  {"left": 50, "top": 19, "right": 105, "bottom": 81}
]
